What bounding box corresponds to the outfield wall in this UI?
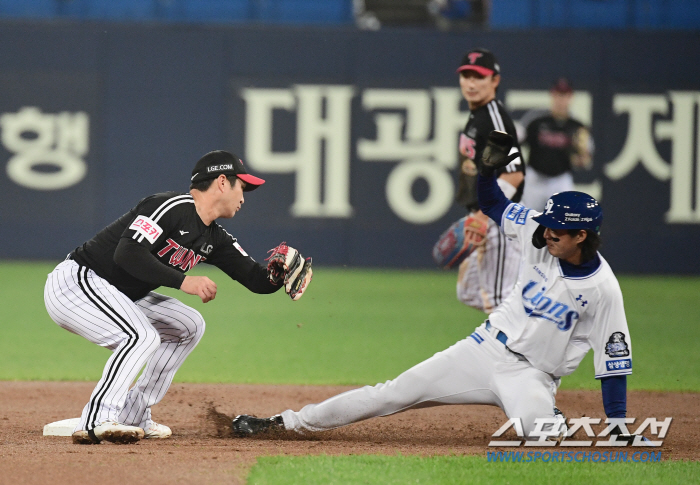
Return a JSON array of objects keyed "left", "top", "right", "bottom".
[{"left": 0, "top": 21, "right": 698, "bottom": 273}]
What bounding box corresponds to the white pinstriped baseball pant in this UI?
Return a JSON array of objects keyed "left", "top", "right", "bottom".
[
  {"left": 44, "top": 260, "right": 205, "bottom": 432},
  {"left": 457, "top": 218, "right": 522, "bottom": 314}
]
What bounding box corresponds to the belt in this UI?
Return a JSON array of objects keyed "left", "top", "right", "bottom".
[{"left": 485, "top": 320, "right": 508, "bottom": 346}]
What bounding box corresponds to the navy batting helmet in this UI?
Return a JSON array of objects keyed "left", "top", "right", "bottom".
[{"left": 533, "top": 191, "right": 602, "bottom": 234}]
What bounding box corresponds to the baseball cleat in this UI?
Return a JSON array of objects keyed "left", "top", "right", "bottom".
[
  {"left": 143, "top": 421, "right": 172, "bottom": 439},
  {"left": 72, "top": 429, "right": 100, "bottom": 445},
  {"left": 231, "top": 414, "right": 284, "bottom": 437},
  {"left": 553, "top": 406, "right": 568, "bottom": 443},
  {"left": 92, "top": 422, "right": 144, "bottom": 444}
]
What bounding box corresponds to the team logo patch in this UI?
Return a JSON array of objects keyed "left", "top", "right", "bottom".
[
  {"left": 606, "top": 359, "right": 632, "bottom": 372},
  {"left": 505, "top": 204, "right": 528, "bottom": 225},
  {"left": 129, "top": 215, "right": 163, "bottom": 244},
  {"left": 605, "top": 332, "right": 630, "bottom": 357}
]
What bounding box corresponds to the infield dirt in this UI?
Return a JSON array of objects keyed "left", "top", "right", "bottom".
[{"left": 0, "top": 382, "right": 697, "bottom": 484}]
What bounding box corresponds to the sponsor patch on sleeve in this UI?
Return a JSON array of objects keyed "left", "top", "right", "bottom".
[
  {"left": 606, "top": 359, "right": 632, "bottom": 372},
  {"left": 504, "top": 203, "right": 528, "bottom": 225},
  {"left": 129, "top": 215, "right": 163, "bottom": 244},
  {"left": 233, "top": 241, "right": 248, "bottom": 257}
]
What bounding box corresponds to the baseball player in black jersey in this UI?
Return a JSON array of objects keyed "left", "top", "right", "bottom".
[
  {"left": 433, "top": 48, "right": 525, "bottom": 313},
  {"left": 520, "top": 78, "right": 594, "bottom": 212},
  {"left": 44, "top": 150, "right": 312, "bottom": 445}
]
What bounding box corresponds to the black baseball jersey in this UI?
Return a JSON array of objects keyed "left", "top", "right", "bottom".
[
  {"left": 525, "top": 114, "right": 586, "bottom": 177},
  {"left": 456, "top": 99, "right": 524, "bottom": 211},
  {"left": 71, "top": 192, "right": 278, "bottom": 301}
]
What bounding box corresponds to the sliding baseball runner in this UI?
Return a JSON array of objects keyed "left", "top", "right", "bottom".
[
  {"left": 233, "top": 132, "right": 640, "bottom": 444},
  {"left": 44, "top": 150, "right": 312, "bottom": 444}
]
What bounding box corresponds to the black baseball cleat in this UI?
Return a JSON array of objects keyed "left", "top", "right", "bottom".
[{"left": 231, "top": 414, "right": 284, "bottom": 437}]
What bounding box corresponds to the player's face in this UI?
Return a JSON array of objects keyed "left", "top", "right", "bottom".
[
  {"left": 459, "top": 71, "right": 499, "bottom": 109},
  {"left": 543, "top": 227, "right": 586, "bottom": 264},
  {"left": 223, "top": 177, "right": 245, "bottom": 218},
  {"left": 551, "top": 91, "right": 573, "bottom": 118}
]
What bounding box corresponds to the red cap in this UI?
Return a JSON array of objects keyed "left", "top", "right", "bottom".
[{"left": 551, "top": 78, "right": 573, "bottom": 94}]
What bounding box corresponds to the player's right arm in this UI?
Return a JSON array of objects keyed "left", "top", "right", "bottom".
[
  {"left": 112, "top": 194, "right": 217, "bottom": 303},
  {"left": 180, "top": 275, "right": 217, "bottom": 303},
  {"left": 113, "top": 237, "right": 217, "bottom": 303}
]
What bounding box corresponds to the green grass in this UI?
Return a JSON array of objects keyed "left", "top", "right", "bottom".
[
  {"left": 1, "top": 261, "right": 699, "bottom": 391},
  {"left": 246, "top": 455, "right": 699, "bottom": 485}
]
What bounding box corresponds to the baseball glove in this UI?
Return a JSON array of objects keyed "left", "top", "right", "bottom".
[
  {"left": 266, "top": 243, "right": 313, "bottom": 301},
  {"left": 570, "top": 126, "right": 593, "bottom": 169},
  {"left": 432, "top": 215, "right": 488, "bottom": 269},
  {"left": 480, "top": 130, "right": 519, "bottom": 177}
]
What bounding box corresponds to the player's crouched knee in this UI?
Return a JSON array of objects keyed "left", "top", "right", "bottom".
[
  {"left": 139, "top": 327, "right": 162, "bottom": 354},
  {"left": 181, "top": 309, "right": 206, "bottom": 344}
]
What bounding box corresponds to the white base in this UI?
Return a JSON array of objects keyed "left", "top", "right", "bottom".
[{"left": 43, "top": 417, "right": 81, "bottom": 436}]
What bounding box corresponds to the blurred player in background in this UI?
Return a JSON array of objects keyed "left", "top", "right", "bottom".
[
  {"left": 520, "top": 78, "right": 594, "bottom": 212},
  {"left": 432, "top": 48, "right": 524, "bottom": 314}
]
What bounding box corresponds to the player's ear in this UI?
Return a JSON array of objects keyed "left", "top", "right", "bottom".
[
  {"left": 491, "top": 74, "right": 501, "bottom": 90},
  {"left": 576, "top": 229, "right": 588, "bottom": 245},
  {"left": 217, "top": 174, "right": 228, "bottom": 192}
]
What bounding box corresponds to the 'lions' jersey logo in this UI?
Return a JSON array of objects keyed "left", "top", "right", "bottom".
[
  {"left": 605, "top": 332, "right": 630, "bottom": 357},
  {"left": 521, "top": 280, "right": 580, "bottom": 331}
]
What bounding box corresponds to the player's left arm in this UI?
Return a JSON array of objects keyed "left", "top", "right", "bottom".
[
  {"left": 589, "top": 281, "right": 640, "bottom": 441},
  {"left": 601, "top": 375, "right": 627, "bottom": 418},
  {"left": 205, "top": 230, "right": 280, "bottom": 295}
]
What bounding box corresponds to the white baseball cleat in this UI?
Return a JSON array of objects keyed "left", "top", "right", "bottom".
[
  {"left": 143, "top": 421, "right": 172, "bottom": 439},
  {"left": 71, "top": 429, "right": 98, "bottom": 445},
  {"left": 93, "top": 422, "right": 144, "bottom": 444}
]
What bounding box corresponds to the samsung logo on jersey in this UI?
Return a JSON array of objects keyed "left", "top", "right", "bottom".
[
  {"left": 207, "top": 164, "right": 233, "bottom": 172},
  {"left": 521, "top": 280, "right": 579, "bottom": 331},
  {"left": 606, "top": 359, "right": 632, "bottom": 371}
]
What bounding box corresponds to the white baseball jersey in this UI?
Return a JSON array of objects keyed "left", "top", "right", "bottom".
[
  {"left": 489, "top": 202, "right": 633, "bottom": 379},
  {"left": 277, "top": 202, "right": 631, "bottom": 440}
]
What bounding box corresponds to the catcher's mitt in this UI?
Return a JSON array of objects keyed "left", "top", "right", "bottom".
[
  {"left": 266, "top": 243, "right": 313, "bottom": 301},
  {"left": 480, "top": 130, "right": 519, "bottom": 177},
  {"left": 432, "top": 215, "right": 488, "bottom": 269}
]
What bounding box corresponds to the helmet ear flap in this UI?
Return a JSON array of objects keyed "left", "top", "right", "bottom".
[{"left": 532, "top": 225, "right": 547, "bottom": 249}]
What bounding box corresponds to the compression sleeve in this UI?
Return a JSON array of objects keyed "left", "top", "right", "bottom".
[
  {"left": 601, "top": 375, "right": 627, "bottom": 418},
  {"left": 477, "top": 173, "right": 511, "bottom": 226},
  {"left": 114, "top": 237, "right": 186, "bottom": 290},
  {"left": 232, "top": 263, "right": 280, "bottom": 294},
  {"left": 203, "top": 231, "right": 280, "bottom": 295}
]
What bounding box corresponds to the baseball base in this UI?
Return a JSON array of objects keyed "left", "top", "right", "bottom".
[{"left": 42, "top": 417, "right": 80, "bottom": 436}]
